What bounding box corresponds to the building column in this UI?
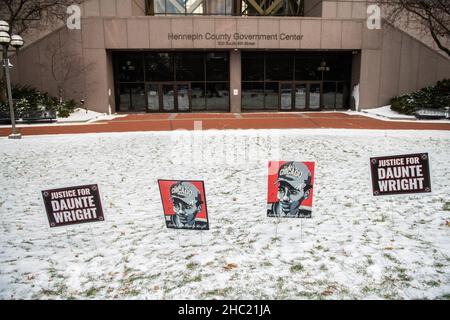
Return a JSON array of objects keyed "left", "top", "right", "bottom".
[{"left": 230, "top": 49, "right": 241, "bottom": 113}]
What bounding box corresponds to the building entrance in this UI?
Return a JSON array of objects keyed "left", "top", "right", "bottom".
[
  {"left": 146, "top": 82, "right": 191, "bottom": 112},
  {"left": 114, "top": 51, "right": 230, "bottom": 113},
  {"left": 279, "top": 82, "right": 323, "bottom": 111},
  {"left": 242, "top": 51, "right": 352, "bottom": 112}
]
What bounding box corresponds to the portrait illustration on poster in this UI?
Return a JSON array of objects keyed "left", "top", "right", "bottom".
[
  {"left": 267, "top": 161, "right": 315, "bottom": 218},
  {"left": 158, "top": 180, "right": 209, "bottom": 230}
]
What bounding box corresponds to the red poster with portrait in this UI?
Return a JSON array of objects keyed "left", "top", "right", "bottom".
[
  {"left": 267, "top": 161, "right": 315, "bottom": 218},
  {"left": 158, "top": 179, "right": 209, "bottom": 230}
]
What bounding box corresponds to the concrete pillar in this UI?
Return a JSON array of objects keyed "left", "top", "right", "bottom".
[
  {"left": 350, "top": 50, "right": 361, "bottom": 110},
  {"left": 230, "top": 49, "right": 241, "bottom": 113}
]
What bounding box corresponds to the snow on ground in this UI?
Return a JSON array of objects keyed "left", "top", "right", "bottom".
[
  {"left": 56, "top": 108, "right": 107, "bottom": 123},
  {"left": 0, "top": 129, "right": 449, "bottom": 300},
  {"left": 0, "top": 109, "right": 126, "bottom": 128},
  {"left": 351, "top": 106, "right": 450, "bottom": 123},
  {"left": 363, "top": 106, "right": 416, "bottom": 120}
]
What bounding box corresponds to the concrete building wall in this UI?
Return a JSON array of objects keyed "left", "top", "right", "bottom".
[
  {"left": 10, "top": 15, "right": 450, "bottom": 112},
  {"left": 358, "top": 23, "right": 450, "bottom": 108}
]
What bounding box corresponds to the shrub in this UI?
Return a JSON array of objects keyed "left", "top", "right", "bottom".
[
  {"left": 7, "top": 85, "right": 81, "bottom": 118},
  {"left": 390, "top": 79, "right": 450, "bottom": 115}
]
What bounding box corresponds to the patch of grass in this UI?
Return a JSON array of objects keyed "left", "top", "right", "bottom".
[
  {"left": 383, "top": 253, "right": 400, "bottom": 263},
  {"left": 185, "top": 254, "right": 195, "bottom": 260},
  {"left": 290, "top": 263, "right": 304, "bottom": 273},
  {"left": 438, "top": 293, "right": 450, "bottom": 300},
  {"left": 84, "top": 287, "right": 101, "bottom": 297},
  {"left": 203, "top": 287, "right": 233, "bottom": 298},
  {"left": 367, "top": 257, "right": 374, "bottom": 266},
  {"left": 320, "top": 264, "right": 328, "bottom": 271},
  {"left": 425, "top": 280, "right": 441, "bottom": 287},
  {"left": 443, "top": 202, "right": 450, "bottom": 211},
  {"left": 186, "top": 262, "right": 199, "bottom": 270},
  {"left": 262, "top": 261, "right": 273, "bottom": 267}
]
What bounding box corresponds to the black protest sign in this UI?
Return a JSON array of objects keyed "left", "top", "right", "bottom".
[
  {"left": 42, "top": 184, "right": 105, "bottom": 227},
  {"left": 370, "top": 153, "right": 431, "bottom": 196}
]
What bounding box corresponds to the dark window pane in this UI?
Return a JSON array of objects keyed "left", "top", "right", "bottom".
[
  {"left": 206, "top": 82, "right": 229, "bottom": 111},
  {"left": 115, "top": 53, "right": 144, "bottom": 82},
  {"left": 242, "top": 52, "right": 264, "bottom": 81},
  {"left": 191, "top": 82, "right": 206, "bottom": 111},
  {"left": 323, "top": 52, "right": 352, "bottom": 81},
  {"left": 295, "top": 53, "right": 322, "bottom": 81},
  {"left": 242, "top": 82, "right": 264, "bottom": 110},
  {"left": 336, "top": 82, "right": 350, "bottom": 109},
  {"left": 323, "top": 82, "right": 336, "bottom": 110},
  {"left": 265, "top": 53, "right": 294, "bottom": 81},
  {"left": 175, "top": 53, "right": 205, "bottom": 81},
  {"left": 264, "top": 82, "right": 279, "bottom": 110},
  {"left": 145, "top": 53, "right": 173, "bottom": 81},
  {"left": 206, "top": 52, "right": 229, "bottom": 81}
]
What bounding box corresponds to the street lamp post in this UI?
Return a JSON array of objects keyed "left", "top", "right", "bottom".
[{"left": 0, "top": 20, "right": 24, "bottom": 139}]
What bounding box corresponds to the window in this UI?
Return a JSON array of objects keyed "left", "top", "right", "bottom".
[
  {"left": 175, "top": 53, "right": 205, "bottom": 81},
  {"left": 206, "top": 82, "right": 229, "bottom": 111},
  {"left": 242, "top": 82, "right": 264, "bottom": 110},
  {"left": 206, "top": 53, "right": 229, "bottom": 81},
  {"left": 265, "top": 52, "right": 294, "bottom": 81},
  {"left": 115, "top": 53, "right": 144, "bottom": 82},
  {"left": 323, "top": 82, "right": 336, "bottom": 110},
  {"left": 241, "top": 0, "right": 304, "bottom": 16},
  {"left": 242, "top": 52, "right": 264, "bottom": 81},
  {"left": 145, "top": 53, "right": 173, "bottom": 81},
  {"left": 114, "top": 51, "right": 229, "bottom": 112}
]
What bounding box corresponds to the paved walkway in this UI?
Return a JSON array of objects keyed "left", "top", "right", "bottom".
[{"left": 1, "top": 112, "right": 450, "bottom": 137}]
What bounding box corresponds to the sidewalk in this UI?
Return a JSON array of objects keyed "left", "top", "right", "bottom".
[{"left": 1, "top": 112, "right": 449, "bottom": 137}]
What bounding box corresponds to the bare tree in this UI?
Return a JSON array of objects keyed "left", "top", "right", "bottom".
[
  {"left": 378, "top": 0, "right": 450, "bottom": 57},
  {"left": 42, "top": 29, "right": 93, "bottom": 104},
  {"left": 0, "top": 0, "right": 85, "bottom": 102}
]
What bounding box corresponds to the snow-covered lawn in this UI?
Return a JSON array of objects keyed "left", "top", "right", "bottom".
[{"left": 0, "top": 129, "right": 449, "bottom": 299}]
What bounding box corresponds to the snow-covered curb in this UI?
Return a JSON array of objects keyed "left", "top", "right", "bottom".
[
  {"left": 356, "top": 106, "right": 450, "bottom": 123},
  {"left": 0, "top": 109, "right": 126, "bottom": 128}
]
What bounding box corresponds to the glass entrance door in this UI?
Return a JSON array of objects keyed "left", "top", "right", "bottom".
[
  {"left": 294, "top": 83, "right": 307, "bottom": 111},
  {"left": 162, "top": 84, "right": 175, "bottom": 112},
  {"left": 176, "top": 83, "right": 190, "bottom": 112},
  {"left": 146, "top": 84, "right": 160, "bottom": 112},
  {"left": 146, "top": 83, "right": 192, "bottom": 112},
  {"left": 279, "top": 82, "right": 293, "bottom": 111},
  {"left": 308, "top": 83, "right": 322, "bottom": 110}
]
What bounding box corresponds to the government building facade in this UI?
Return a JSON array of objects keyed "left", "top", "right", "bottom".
[{"left": 9, "top": 0, "right": 450, "bottom": 114}]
